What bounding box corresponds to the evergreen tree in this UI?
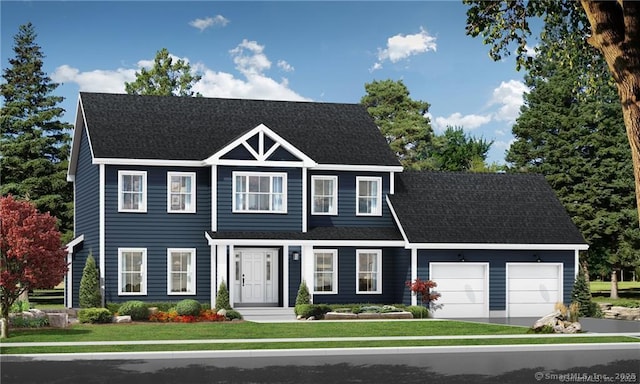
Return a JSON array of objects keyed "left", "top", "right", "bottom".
[
  {"left": 215, "top": 280, "right": 231, "bottom": 311},
  {"left": 125, "top": 48, "right": 201, "bottom": 97},
  {"left": 429, "top": 126, "right": 493, "bottom": 172},
  {"left": 506, "top": 26, "right": 640, "bottom": 298},
  {"left": 79, "top": 253, "right": 101, "bottom": 308},
  {"left": 0, "top": 23, "right": 73, "bottom": 241},
  {"left": 295, "top": 280, "right": 310, "bottom": 306},
  {"left": 361, "top": 79, "right": 433, "bottom": 170},
  {"left": 571, "top": 265, "right": 600, "bottom": 318}
]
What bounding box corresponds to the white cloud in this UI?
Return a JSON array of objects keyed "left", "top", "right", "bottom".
[
  {"left": 432, "top": 112, "right": 492, "bottom": 132},
  {"left": 189, "top": 15, "right": 229, "bottom": 32},
  {"left": 52, "top": 44, "right": 309, "bottom": 102},
  {"left": 524, "top": 44, "right": 537, "bottom": 58},
  {"left": 277, "top": 60, "right": 294, "bottom": 72},
  {"left": 51, "top": 64, "right": 136, "bottom": 93},
  {"left": 371, "top": 27, "right": 436, "bottom": 71},
  {"left": 489, "top": 80, "right": 529, "bottom": 122}
]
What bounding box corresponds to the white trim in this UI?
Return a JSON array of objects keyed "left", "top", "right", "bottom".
[
  {"left": 505, "top": 262, "right": 563, "bottom": 318},
  {"left": 310, "top": 175, "right": 338, "bottom": 215},
  {"left": 117, "top": 248, "right": 147, "bottom": 296},
  {"left": 389, "top": 172, "right": 395, "bottom": 195},
  {"left": 313, "top": 164, "right": 403, "bottom": 172},
  {"left": 302, "top": 167, "right": 308, "bottom": 232},
  {"left": 66, "top": 234, "right": 85, "bottom": 250},
  {"left": 211, "top": 243, "right": 217, "bottom": 308},
  {"left": 167, "top": 171, "right": 196, "bottom": 213},
  {"left": 93, "top": 158, "right": 204, "bottom": 167},
  {"left": 99, "top": 164, "right": 105, "bottom": 307},
  {"left": 574, "top": 249, "right": 580, "bottom": 278},
  {"left": 204, "top": 123, "right": 317, "bottom": 167},
  {"left": 228, "top": 244, "right": 235, "bottom": 305},
  {"left": 302, "top": 244, "right": 315, "bottom": 300},
  {"left": 356, "top": 176, "right": 382, "bottom": 216},
  {"left": 283, "top": 245, "right": 290, "bottom": 308},
  {"left": 385, "top": 196, "right": 410, "bottom": 244},
  {"left": 405, "top": 243, "right": 589, "bottom": 251},
  {"left": 232, "top": 171, "right": 288, "bottom": 214},
  {"left": 118, "top": 170, "right": 147, "bottom": 213},
  {"left": 313, "top": 249, "right": 338, "bottom": 294},
  {"left": 204, "top": 234, "right": 405, "bottom": 248},
  {"left": 356, "top": 249, "right": 382, "bottom": 294},
  {"left": 167, "top": 248, "right": 197, "bottom": 295},
  {"left": 411, "top": 248, "right": 417, "bottom": 306},
  {"left": 211, "top": 166, "right": 217, "bottom": 232},
  {"left": 65, "top": 234, "right": 85, "bottom": 308}
]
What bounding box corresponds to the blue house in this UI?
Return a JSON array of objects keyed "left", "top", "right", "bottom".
[{"left": 65, "top": 92, "right": 587, "bottom": 318}]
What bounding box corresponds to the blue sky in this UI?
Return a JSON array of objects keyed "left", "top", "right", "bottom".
[{"left": 2, "top": 1, "right": 534, "bottom": 165}]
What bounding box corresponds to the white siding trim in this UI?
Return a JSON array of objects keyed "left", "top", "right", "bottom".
[
  {"left": 385, "top": 196, "right": 410, "bottom": 244},
  {"left": 302, "top": 167, "right": 308, "bottom": 232},
  {"left": 411, "top": 248, "right": 417, "bottom": 306},
  {"left": 99, "top": 164, "right": 105, "bottom": 307},
  {"left": 211, "top": 165, "right": 217, "bottom": 232},
  {"left": 406, "top": 243, "right": 589, "bottom": 251},
  {"left": 302, "top": 244, "right": 315, "bottom": 301},
  {"left": 283, "top": 245, "right": 290, "bottom": 308}
]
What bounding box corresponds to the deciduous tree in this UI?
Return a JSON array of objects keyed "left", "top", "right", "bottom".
[
  {"left": 125, "top": 48, "right": 202, "bottom": 97},
  {"left": 0, "top": 195, "right": 67, "bottom": 338},
  {"left": 1, "top": 23, "right": 73, "bottom": 241},
  {"left": 429, "top": 126, "right": 494, "bottom": 172}
]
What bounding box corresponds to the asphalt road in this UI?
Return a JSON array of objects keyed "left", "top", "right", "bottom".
[{"left": 3, "top": 345, "right": 639, "bottom": 384}]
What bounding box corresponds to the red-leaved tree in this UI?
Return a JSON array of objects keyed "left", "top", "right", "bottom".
[
  {"left": 406, "top": 278, "right": 441, "bottom": 310},
  {"left": 0, "top": 195, "right": 67, "bottom": 338}
]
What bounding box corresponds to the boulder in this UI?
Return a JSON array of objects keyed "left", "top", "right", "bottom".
[
  {"left": 533, "top": 311, "right": 582, "bottom": 333},
  {"left": 564, "top": 322, "right": 582, "bottom": 334},
  {"left": 533, "top": 310, "right": 562, "bottom": 330},
  {"left": 324, "top": 312, "right": 358, "bottom": 320},
  {"left": 380, "top": 311, "right": 413, "bottom": 319},
  {"left": 46, "top": 313, "right": 68, "bottom": 328},
  {"left": 113, "top": 315, "right": 132, "bottom": 323},
  {"left": 217, "top": 309, "right": 227, "bottom": 317}
]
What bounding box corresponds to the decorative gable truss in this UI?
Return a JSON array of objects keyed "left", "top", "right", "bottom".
[{"left": 205, "top": 124, "right": 317, "bottom": 168}]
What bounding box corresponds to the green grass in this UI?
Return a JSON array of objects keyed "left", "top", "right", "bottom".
[
  {"left": 2, "top": 320, "right": 529, "bottom": 343},
  {"left": 590, "top": 281, "right": 640, "bottom": 292}
]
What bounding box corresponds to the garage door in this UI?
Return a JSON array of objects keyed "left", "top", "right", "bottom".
[
  {"left": 429, "top": 263, "right": 489, "bottom": 318},
  {"left": 507, "top": 263, "right": 562, "bottom": 317}
]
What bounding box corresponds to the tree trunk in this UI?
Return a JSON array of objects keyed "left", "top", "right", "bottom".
[
  {"left": 581, "top": 1, "right": 640, "bottom": 225},
  {"left": 610, "top": 269, "right": 620, "bottom": 299},
  {"left": 1, "top": 304, "right": 9, "bottom": 339}
]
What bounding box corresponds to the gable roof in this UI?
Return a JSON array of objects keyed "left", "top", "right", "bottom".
[
  {"left": 388, "top": 172, "right": 587, "bottom": 246},
  {"left": 76, "top": 92, "right": 400, "bottom": 167}
]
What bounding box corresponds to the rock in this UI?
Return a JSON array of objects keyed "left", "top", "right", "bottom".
[
  {"left": 356, "top": 312, "right": 381, "bottom": 319},
  {"left": 533, "top": 310, "right": 562, "bottom": 330},
  {"left": 564, "top": 322, "right": 581, "bottom": 333},
  {"left": 113, "top": 315, "right": 131, "bottom": 323},
  {"left": 324, "top": 312, "right": 358, "bottom": 320},
  {"left": 20, "top": 311, "right": 34, "bottom": 319},
  {"left": 598, "top": 303, "right": 613, "bottom": 311},
  {"left": 29, "top": 309, "right": 47, "bottom": 318},
  {"left": 296, "top": 315, "right": 304, "bottom": 320},
  {"left": 217, "top": 309, "right": 227, "bottom": 317},
  {"left": 610, "top": 306, "right": 640, "bottom": 321},
  {"left": 306, "top": 316, "right": 316, "bottom": 321},
  {"left": 47, "top": 313, "right": 68, "bottom": 328},
  {"left": 380, "top": 312, "right": 413, "bottom": 319}
]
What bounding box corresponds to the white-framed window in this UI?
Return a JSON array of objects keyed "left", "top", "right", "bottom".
[
  {"left": 356, "top": 249, "right": 382, "bottom": 294},
  {"left": 311, "top": 175, "right": 338, "bottom": 215},
  {"left": 118, "top": 248, "right": 147, "bottom": 295},
  {"left": 356, "top": 176, "right": 382, "bottom": 216},
  {"left": 167, "top": 172, "right": 196, "bottom": 213},
  {"left": 233, "top": 172, "right": 287, "bottom": 213},
  {"left": 167, "top": 248, "right": 196, "bottom": 295},
  {"left": 314, "top": 249, "right": 338, "bottom": 294},
  {"left": 118, "top": 170, "right": 147, "bottom": 212}
]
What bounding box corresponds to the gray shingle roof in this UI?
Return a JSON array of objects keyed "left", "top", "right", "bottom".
[
  {"left": 388, "top": 172, "right": 586, "bottom": 245},
  {"left": 207, "top": 226, "right": 403, "bottom": 241},
  {"left": 79, "top": 92, "right": 400, "bottom": 166}
]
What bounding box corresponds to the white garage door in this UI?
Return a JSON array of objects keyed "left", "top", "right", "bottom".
[
  {"left": 507, "top": 263, "right": 563, "bottom": 317},
  {"left": 429, "top": 263, "right": 489, "bottom": 318}
]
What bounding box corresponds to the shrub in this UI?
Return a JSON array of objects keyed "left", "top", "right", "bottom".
[
  {"left": 225, "top": 309, "right": 243, "bottom": 321},
  {"left": 10, "top": 300, "right": 30, "bottom": 313},
  {"left": 528, "top": 325, "right": 555, "bottom": 334},
  {"left": 106, "top": 302, "right": 121, "bottom": 314},
  {"left": 295, "top": 280, "right": 310, "bottom": 306},
  {"left": 118, "top": 300, "right": 148, "bottom": 320},
  {"left": 9, "top": 315, "right": 49, "bottom": 328},
  {"left": 295, "top": 303, "right": 332, "bottom": 319},
  {"left": 175, "top": 299, "right": 201, "bottom": 316},
  {"left": 78, "top": 308, "right": 113, "bottom": 324},
  {"left": 571, "top": 268, "right": 599, "bottom": 317},
  {"left": 215, "top": 280, "right": 231, "bottom": 311},
  {"left": 79, "top": 253, "right": 102, "bottom": 308},
  {"left": 407, "top": 305, "right": 429, "bottom": 319}
]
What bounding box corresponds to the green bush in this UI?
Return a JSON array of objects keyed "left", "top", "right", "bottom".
[
  {"left": 225, "top": 309, "right": 243, "bottom": 321},
  {"left": 407, "top": 305, "right": 429, "bottom": 319},
  {"left": 10, "top": 300, "right": 30, "bottom": 313},
  {"left": 295, "top": 280, "right": 310, "bottom": 306},
  {"left": 79, "top": 253, "right": 102, "bottom": 308},
  {"left": 106, "top": 302, "right": 120, "bottom": 314},
  {"left": 78, "top": 308, "right": 113, "bottom": 324},
  {"left": 215, "top": 280, "right": 231, "bottom": 311},
  {"left": 295, "top": 303, "right": 332, "bottom": 319},
  {"left": 175, "top": 299, "right": 201, "bottom": 316},
  {"left": 9, "top": 315, "right": 49, "bottom": 328},
  {"left": 527, "top": 325, "right": 555, "bottom": 334},
  {"left": 118, "top": 300, "right": 149, "bottom": 320}
]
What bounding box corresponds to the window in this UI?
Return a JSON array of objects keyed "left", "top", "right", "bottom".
[
  {"left": 311, "top": 176, "right": 337, "bottom": 215},
  {"left": 118, "top": 248, "right": 147, "bottom": 295},
  {"left": 118, "top": 171, "right": 147, "bottom": 212},
  {"left": 356, "top": 177, "right": 382, "bottom": 216},
  {"left": 314, "top": 250, "right": 338, "bottom": 294},
  {"left": 356, "top": 249, "right": 382, "bottom": 294},
  {"left": 167, "top": 248, "right": 196, "bottom": 295},
  {"left": 167, "top": 172, "right": 196, "bottom": 213},
  {"left": 233, "top": 172, "right": 287, "bottom": 213}
]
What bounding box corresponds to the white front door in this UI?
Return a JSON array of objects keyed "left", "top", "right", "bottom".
[{"left": 235, "top": 248, "right": 278, "bottom": 305}]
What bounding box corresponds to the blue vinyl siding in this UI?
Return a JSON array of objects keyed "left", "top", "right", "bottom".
[
  {"left": 417, "top": 250, "right": 575, "bottom": 311},
  {"left": 71, "top": 126, "right": 100, "bottom": 307},
  {"left": 312, "top": 247, "right": 410, "bottom": 305},
  {"left": 217, "top": 166, "right": 302, "bottom": 231},
  {"left": 103, "top": 165, "right": 211, "bottom": 303},
  {"left": 308, "top": 171, "right": 395, "bottom": 228}
]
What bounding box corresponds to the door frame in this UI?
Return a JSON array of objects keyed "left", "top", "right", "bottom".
[{"left": 233, "top": 247, "right": 279, "bottom": 307}]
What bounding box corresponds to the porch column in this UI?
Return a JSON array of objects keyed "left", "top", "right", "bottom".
[
  {"left": 228, "top": 245, "right": 235, "bottom": 306},
  {"left": 210, "top": 244, "right": 217, "bottom": 308},
  {"left": 302, "top": 244, "right": 314, "bottom": 303},
  {"left": 411, "top": 248, "right": 418, "bottom": 306},
  {"left": 283, "top": 245, "right": 289, "bottom": 308}
]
